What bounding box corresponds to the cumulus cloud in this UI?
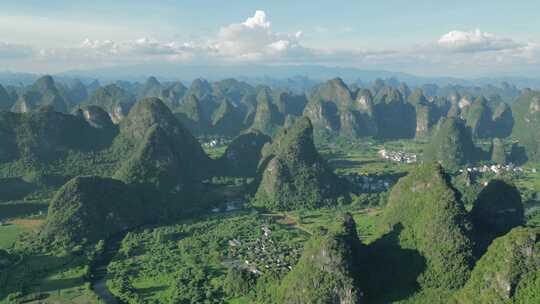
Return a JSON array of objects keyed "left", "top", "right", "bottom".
[
  {"left": 437, "top": 29, "right": 522, "bottom": 52},
  {"left": 4, "top": 11, "right": 540, "bottom": 77},
  {"left": 0, "top": 42, "right": 34, "bottom": 59},
  {"left": 212, "top": 10, "right": 303, "bottom": 61}
]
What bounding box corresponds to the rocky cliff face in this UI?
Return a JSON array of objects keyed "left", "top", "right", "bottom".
[
  {"left": 304, "top": 78, "right": 377, "bottom": 138},
  {"left": 73, "top": 105, "right": 115, "bottom": 129}
]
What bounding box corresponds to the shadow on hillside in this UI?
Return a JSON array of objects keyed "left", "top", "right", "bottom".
[
  {"left": 0, "top": 202, "right": 48, "bottom": 221},
  {"left": 362, "top": 224, "right": 426, "bottom": 303}
]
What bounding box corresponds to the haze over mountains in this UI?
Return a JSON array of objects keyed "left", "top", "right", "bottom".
[{"left": 2, "top": 67, "right": 540, "bottom": 90}]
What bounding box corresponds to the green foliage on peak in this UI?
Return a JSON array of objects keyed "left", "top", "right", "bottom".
[
  {"left": 38, "top": 176, "right": 149, "bottom": 247},
  {"left": 381, "top": 162, "right": 474, "bottom": 290},
  {"left": 0, "top": 109, "right": 115, "bottom": 162},
  {"left": 424, "top": 117, "right": 478, "bottom": 171},
  {"left": 211, "top": 99, "right": 243, "bottom": 136},
  {"left": 217, "top": 131, "right": 271, "bottom": 177},
  {"left": 511, "top": 90, "right": 540, "bottom": 161},
  {"left": 11, "top": 75, "right": 69, "bottom": 113},
  {"left": 277, "top": 213, "right": 364, "bottom": 304},
  {"left": 465, "top": 96, "right": 493, "bottom": 138},
  {"left": 253, "top": 117, "right": 347, "bottom": 211},
  {"left": 115, "top": 98, "right": 210, "bottom": 190},
  {"left": 453, "top": 227, "right": 540, "bottom": 304}
]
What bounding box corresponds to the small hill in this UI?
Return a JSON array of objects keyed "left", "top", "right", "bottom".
[
  {"left": 304, "top": 78, "right": 377, "bottom": 138},
  {"left": 58, "top": 79, "right": 88, "bottom": 106},
  {"left": 464, "top": 96, "right": 493, "bottom": 138},
  {"left": 11, "top": 75, "right": 69, "bottom": 113},
  {"left": 115, "top": 98, "right": 210, "bottom": 192},
  {"left": 253, "top": 116, "right": 346, "bottom": 210},
  {"left": 381, "top": 162, "right": 474, "bottom": 290},
  {"left": 373, "top": 86, "right": 416, "bottom": 139},
  {"left": 217, "top": 131, "right": 271, "bottom": 177},
  {"left": 471, "top": 179, "right": 524, "bottom": 254},
  {"left": 274, "top": 91, "right": 308, "bottom": 117},
  {"left": 211, "top": 99, "right": 243, "bottom": 136},
  {"left": 38, "top": 176, "right": 149, "bottom": 246},
  {"left": 277, "top": 213, "right": 364, "bottom": 304},
  {"left": 73, "top": 105, "right": 115, "bottom": 129},
  {"left": 250, "top": 88, "right": 282, "bottom": 136},
  {"left": 453, "top": 227, "right": 540, "bottom": 303},
  {"left": 84, "top": 84, "right": 135, "bottom": 123},
  {"left": 408, "top": 88, "right": 439, "bottom": 139},
  {"left": 424, "top": 117, "right": 478, "bottom": 171},
  {"left": 185, "top": 78, "right": 213, "bottom": 101},
  {"left": 491, "top": 102, "right": 513, "bottom": 138},
  {"left": 511, "top": 90, "right": 540, "bottom": 161},
  {"left": 0, "top": 108, "right": 113, "bottom": 162},
  {"left": 138, "top": 76, "right": 163, "bottom": 100}
]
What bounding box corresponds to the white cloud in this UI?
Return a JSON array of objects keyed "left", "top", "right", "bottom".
[
  {"left": 212, "top": 10, "right": 302, "bottom": 61},
  {"left": 2, "top": 12, "right": 540, "bottom": 77},
  {"left": 242, "top": 10, "right": 271, "bottom": 29},
  {"left": 437, "top": 29, "right": 522, "bottom": 52}
]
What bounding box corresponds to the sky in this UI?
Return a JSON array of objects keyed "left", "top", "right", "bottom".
[{"left": 1, "top": 0, "right": 540, "bottom": 78}]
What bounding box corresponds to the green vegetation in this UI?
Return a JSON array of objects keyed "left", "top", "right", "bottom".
[
  {"left": 454, "top": 227, "right": 540, "bottom": 303},
  {"left": 253, "top": 117, "right": 347, "bottom": 211},
  {"left": 105, "top": 212, "right": 308, "bottom": 303},
  {"left": 424, "top": 117, "right": 478, "bottom": 171},
  {"left": 2, "top": 76, "right": 540, "bottom": 303},
  {"left": 381, "top": 162, "right": 474, "bottom": 290},
  {"left": 38, "top": 176, "right": 149, "bottom": 247},
  {"left": 511, "top": 91, "right": 540, "bottom": 161},
  {"left": 277, "top": 214, "right": 364, "bottom": 304}
]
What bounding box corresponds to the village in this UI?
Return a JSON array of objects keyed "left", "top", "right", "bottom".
[
  {"left": 201, "top": 137, "right": 228, "bottom": 148},
  {"left": 224, "top": 225, "right": 303, "bottom": 276},
  {"left": 459, "top": 163, "right": 537, "bottom": 176},
  {"left": 378, "top": 149, "right": 418, "bottom": 163}
]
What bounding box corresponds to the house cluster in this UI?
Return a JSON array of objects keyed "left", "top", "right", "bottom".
[
  {"left": 459, "top": 163, "right": 534, "bottom": 176},
  {"left": 225, "top": 225, "right": 302, "bottom": 275},
  {"left": 344, "top": 173, "right": 392, "bottom": 193},
  {"left": 202, "top": 138, "right": 227, "bottom": 148},
  {"left": 378, "top": 149, "right": 417, "bottom": 163}
]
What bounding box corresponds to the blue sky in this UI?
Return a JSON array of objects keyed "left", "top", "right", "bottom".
[{"left": 1, "top": 0, "right": 540, "bottom": 77}]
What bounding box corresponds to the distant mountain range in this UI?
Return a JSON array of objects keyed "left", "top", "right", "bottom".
[{"left": 2, "top": 64, "right": 540, "bottom": 89}]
